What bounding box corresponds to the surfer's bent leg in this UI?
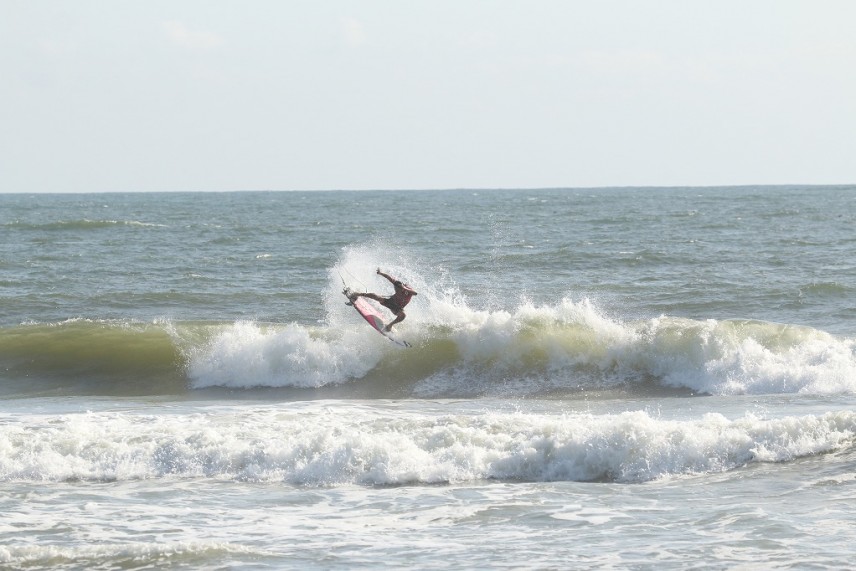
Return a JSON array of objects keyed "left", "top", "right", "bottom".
[{"left": 385, "top": 311, "right": 405, "bottom": 332}]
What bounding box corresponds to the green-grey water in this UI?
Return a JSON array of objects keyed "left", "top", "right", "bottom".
[{"left": 2, "top": 186, "right": 856, "bottom": 569}]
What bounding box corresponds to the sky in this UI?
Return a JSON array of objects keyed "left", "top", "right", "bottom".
[{"left": 1, "top": 0, "right": 855, "bottom": 193}]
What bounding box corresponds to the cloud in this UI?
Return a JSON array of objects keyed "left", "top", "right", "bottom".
[
  {"left": 574, "top": 49, "right": 669, "bottom": 76},
  {"left": 340, "top": 17, "right": 367, "bottom": 48},
  {"left": 162, "top": 20, "right": 224, "bottom": 51},
  {"left": 37, "top": 38, "right": 75, "bottom": 57}
]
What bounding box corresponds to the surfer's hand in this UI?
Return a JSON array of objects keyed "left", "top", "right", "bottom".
[{"left": 376, "top": 268, "right": 381, "bottom": 274}]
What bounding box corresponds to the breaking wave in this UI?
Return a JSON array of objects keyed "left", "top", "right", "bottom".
[
  {"left": 2, "top": 249, "right": 855, "bottom": 399},
  {"left": 2, "top": 304, "right": 854, "bottom": 399}
]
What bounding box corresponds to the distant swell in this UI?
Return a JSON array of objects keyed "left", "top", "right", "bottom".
[
  {"left": 2, "top": 304, "right": 856, "bottom": 398},
  {"left": 5, "top": 219, "right": 164, "bottom": 231}
]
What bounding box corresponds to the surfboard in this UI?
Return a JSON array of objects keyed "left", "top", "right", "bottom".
[{"left": 343, "top": 288, "right": 411, "bottom": 348}]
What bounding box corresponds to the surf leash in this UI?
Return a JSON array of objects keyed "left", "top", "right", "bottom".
[{"left": 338, "top": 267, "right": 367, "bottom": 292}]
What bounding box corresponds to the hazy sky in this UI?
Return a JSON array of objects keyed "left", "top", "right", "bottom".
[{"left": 2, "top": 1, "right": 854, "bottom": 192}]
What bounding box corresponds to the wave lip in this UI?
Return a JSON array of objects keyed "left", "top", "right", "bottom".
[{"left": 2, "top": 407, "right": 853, "bottom": 485}]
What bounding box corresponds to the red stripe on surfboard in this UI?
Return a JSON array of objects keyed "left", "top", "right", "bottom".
[{"left": 353, "top": 297, "right": 387, "bottom": 333}]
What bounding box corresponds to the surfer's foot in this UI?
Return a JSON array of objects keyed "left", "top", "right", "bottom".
[{"left": 384, "top": 325, "right": 393, "bottom": 332}]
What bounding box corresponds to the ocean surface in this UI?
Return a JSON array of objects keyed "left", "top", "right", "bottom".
[{"left": 1, "top": 186, "right": 855, "bottom": 569}]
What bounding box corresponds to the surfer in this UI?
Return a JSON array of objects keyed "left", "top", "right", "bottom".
[{"left": 349, "top": 269, "right": 417, "bottom": 331}]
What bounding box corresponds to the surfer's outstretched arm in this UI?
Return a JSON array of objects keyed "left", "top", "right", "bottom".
[{"left": 376, "top": 268, "right": 396, "bottom": 284}]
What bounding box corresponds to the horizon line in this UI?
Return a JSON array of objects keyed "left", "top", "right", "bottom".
[{"left": 2, "top": 183, "right": 855, "bottom": 196}]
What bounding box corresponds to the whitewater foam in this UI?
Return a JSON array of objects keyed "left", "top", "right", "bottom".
[
  {"left": 184, "top": 321, "right": 380, "bottom": 389},
  {"left": 632, "top": 317, "right": 856, "bottom": 395},
  {"left": 2, "top": 405, "right": 854, "bottom": 485},
  {"left": 0, "top": 542, "right": 262, "bottom": 569}
]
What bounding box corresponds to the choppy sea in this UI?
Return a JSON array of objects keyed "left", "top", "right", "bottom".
[{"left": 1, "top": 186, "right": 855, "bottom": 569}]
